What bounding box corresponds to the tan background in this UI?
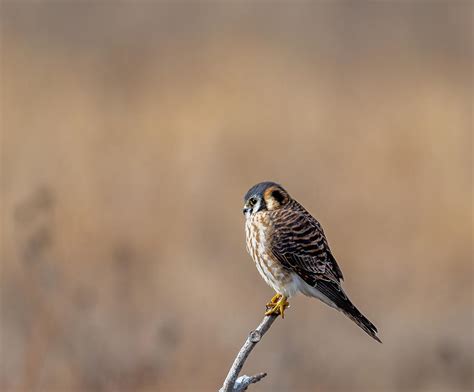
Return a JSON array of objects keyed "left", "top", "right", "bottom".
[{"left": 1, "top": 2, "right": 472, "bottom": 391}]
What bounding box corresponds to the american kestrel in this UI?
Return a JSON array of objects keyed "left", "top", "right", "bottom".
[{"left": 243, "top": 181, "right": 381, "bottom": 342}]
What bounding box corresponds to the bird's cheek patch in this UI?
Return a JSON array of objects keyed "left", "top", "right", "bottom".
[
  {"left": 264, "top": 187, "right": 288, "bottom": 210},
  {"left": 263, "top": 187, "right": 279, "bottom": 210}
]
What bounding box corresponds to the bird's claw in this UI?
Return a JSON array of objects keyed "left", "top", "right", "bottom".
[
  {"left": 265, "top": 294, "right": 289, "bottom": 318},
  {"left": 265, "top": 293, "right": 282, "bottom": 308}
]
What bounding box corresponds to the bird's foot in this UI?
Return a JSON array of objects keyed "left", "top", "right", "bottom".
[
  {"left": 265, "top": 295, "right": 289, "bottom": 318},
  {"left": 266, "top": 293, "right": 282, "bottom": 308}
]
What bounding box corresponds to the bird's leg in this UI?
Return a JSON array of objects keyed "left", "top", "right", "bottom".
[
  {"left": 266, "top": 293, "right": 282, "bottom": 309},
  {"left": 265, "top": 295, "right": 290, "bottom": 318}
]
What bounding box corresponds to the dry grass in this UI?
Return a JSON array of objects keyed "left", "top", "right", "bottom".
[{"left": 1, "top": 3, "right": 472, "bottom": 391}]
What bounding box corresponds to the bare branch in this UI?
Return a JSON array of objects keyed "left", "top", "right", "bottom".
[
  {"left": 224, "top": 372, "right": 267, "bottom": 392},
  {"left": 220, "top": 314, "right": 278, "bottom": 392}
]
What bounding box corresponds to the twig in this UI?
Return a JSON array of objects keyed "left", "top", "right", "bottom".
[{"left": 220, "top": 314, "right": 278, "bottom": 392}]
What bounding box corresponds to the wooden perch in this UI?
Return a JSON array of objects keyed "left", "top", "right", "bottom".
[{"left": 220, "top": 314, "right": 278, "bottom": 391}]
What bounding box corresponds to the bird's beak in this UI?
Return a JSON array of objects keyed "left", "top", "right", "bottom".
[{"left": 243, "top": 205, "right": 251, "bottom": 215}]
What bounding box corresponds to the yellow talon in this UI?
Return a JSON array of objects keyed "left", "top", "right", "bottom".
[
  {"left": 266, "top": 293, "right": 282, "bottom": 308},
  {"left": 264, "top": 295, "right": 289, "bottom": 318}
]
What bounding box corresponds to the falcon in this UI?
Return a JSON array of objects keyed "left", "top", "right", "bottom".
[{"left": 243, "top": 181, "right": 381, "bottom": 342}]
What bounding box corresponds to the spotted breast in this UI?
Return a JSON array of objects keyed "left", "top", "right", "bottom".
[{"left": 245, "top": 211, "right": 298, "bottom": 297}]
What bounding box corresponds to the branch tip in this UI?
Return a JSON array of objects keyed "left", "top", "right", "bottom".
[{"left": 220, "top": 314, "right": 278, "bottom": 391}]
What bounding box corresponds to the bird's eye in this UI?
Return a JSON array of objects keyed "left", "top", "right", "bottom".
[{"left": 248, "top": 198, "right": 257, "bottom": 207}]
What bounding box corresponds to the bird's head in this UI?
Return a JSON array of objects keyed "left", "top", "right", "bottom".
[{"left": 243, "top": 181, "right": 290, "bottom": 218}]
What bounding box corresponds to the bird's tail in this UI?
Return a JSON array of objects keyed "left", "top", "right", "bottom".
[
  {"left": 340, "top": 304, "right": 381, "bottom": 343},
  {"left": 316, "top": 280, "right": 382, "bottom": 343}
]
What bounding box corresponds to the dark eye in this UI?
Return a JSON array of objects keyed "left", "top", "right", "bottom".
[{"left": 248, "top": 197, "right": 257, "bottom": 206}]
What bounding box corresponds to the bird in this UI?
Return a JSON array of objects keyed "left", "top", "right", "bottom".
[{"left": 243, "top": 181, "right": 381, "bottom": 343}]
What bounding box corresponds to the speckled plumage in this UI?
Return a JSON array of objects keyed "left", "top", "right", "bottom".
[{"left": 243, "top": 181, "right": 381, "bottom": 342}]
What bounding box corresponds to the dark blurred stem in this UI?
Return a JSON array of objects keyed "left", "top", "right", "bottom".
[{"left": 220, "top": 314, "right": 278, "bottom": 392}]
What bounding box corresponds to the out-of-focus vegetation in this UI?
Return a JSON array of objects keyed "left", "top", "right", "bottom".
[{"left": 1, "top": 2, "right": 472, "bottom": 391}]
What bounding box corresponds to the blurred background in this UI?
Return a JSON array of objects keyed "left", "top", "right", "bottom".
[{"left": 1, "top": 2, "right": 472, "bottom": 391}]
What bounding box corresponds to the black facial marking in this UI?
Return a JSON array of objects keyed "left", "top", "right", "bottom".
[{"left": 271, "top": 190, "right": 286, "bottom": 204}]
